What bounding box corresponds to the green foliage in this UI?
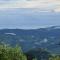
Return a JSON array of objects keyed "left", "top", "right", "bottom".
[
  {"left": 0, "top": 44, "right": 60, "bottom": 60},
  {"left": 49, "top": 54, "right": 60, "bottom": 60},
  {"left": 32, "top": 57, "right": 37, "bottom": 60},
  {"left": 0, "top": 44, "right": 27, "bottom": 60}
]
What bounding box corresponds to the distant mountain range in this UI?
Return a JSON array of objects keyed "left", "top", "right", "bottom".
[{"left": 0, "top": 26, "right": 60, "bottom": 54}]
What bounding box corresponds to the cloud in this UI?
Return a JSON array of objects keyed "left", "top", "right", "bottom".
[{"left": 0, "top": 0, "right": 60, "bottom": 12}]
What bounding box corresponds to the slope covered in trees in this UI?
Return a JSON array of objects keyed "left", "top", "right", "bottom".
[{"left": 0, "top": 44, "right": 60, "bottom": 60}]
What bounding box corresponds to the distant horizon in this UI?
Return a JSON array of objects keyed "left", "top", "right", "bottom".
[
  {"left": 0, "top": 25, "right": 59, "bottom": 30},
  {"left": 0, "top": 9, "right": 60, "bottom": 29}
]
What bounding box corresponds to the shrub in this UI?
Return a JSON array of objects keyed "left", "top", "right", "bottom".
[
  {"left": 0, "top": 44, "right": 27, "bottom": 60},
  {"left": 49, "top": 54, "right": 60, "bottom": 60}
]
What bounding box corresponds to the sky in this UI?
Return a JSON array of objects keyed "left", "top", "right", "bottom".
[
  {"left": 0, "top": 8, "right": 60, "bottom": 29},
  {"left": 0, "top": 0, "right": 60, "bottom": 12},
  {"left": 0, "top": 0, "right": 60, "bottom": 29}
]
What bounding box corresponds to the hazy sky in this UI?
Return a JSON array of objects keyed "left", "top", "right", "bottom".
[
  {"left": 0, "top": 0, "right": 60, "bottom": 12},
  {"left": 0, "top": 0, "right": 60, "bottom": 29},
  {"left": 0, "top": 8, "right": 60, "bottom": 29}
]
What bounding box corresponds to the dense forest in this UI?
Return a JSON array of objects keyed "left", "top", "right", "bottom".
[
  {"left": 0, "top": 44, "right": 60, "bottom": 60},
  {"left": 0, "top": 27, "right": 60, "bottom": 60}
]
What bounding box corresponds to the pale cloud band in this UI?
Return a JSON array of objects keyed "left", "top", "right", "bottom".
[{"left": 0, "top": 0, "right": 60, "bottom": 12}]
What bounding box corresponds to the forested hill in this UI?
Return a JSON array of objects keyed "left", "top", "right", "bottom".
[{"left": 0, "top": 26, "right": 60, "bottom": 54}]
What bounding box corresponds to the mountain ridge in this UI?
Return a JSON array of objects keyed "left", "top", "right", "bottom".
[{"left": 0, "top": 26, "right": 60, "bottom": 54}]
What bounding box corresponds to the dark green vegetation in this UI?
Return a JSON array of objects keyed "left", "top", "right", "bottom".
[
  {"left": 0, "top": 26, "right": 60, "bottom": 60},
  {"left": 0, "top": 26, "right": 60, "bottom": 54},
  {"left": 25, "top": 48, "right": 51, "bottom": 60},
  {"left": 0, "top": 44, "right": 60, "bottom": 60}
]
